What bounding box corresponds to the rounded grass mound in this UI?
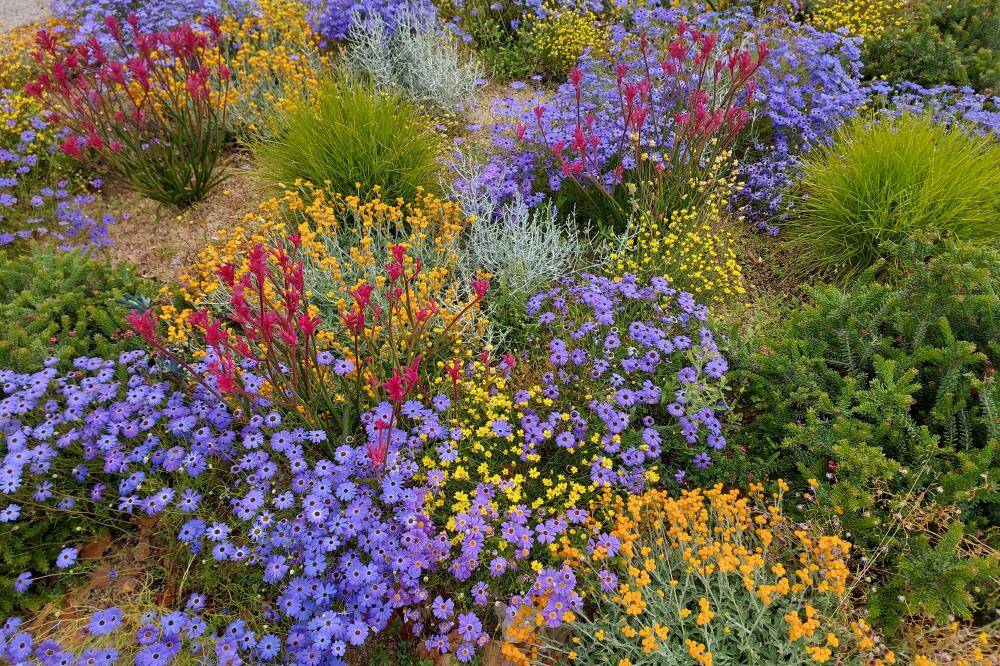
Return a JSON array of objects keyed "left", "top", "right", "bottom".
[
  {"left": 785, "top": 113, "right": 1000, "bottom": 281},
  {"left": 254, "top": 78, "right": 444, "bottom": 202}
]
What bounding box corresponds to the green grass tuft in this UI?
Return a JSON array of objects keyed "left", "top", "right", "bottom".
[
  {"left": 254, "top": 78, "right": 443, "bottom": 201},
  {"left": 784, "top": 113, "right": 1000, "bottom": 282}
]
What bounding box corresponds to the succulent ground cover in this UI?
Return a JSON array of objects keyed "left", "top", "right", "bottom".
[{"left": 0, "top": 0, "right": 997, "bottom": 665}]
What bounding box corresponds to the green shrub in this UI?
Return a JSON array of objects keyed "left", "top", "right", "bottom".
[
  {"left": 0, "top": 249, "right": 150, "bottom": 372},
  {"left": 729, "top": 238, "right": 1000, "bottom": 634},
  {"left": 784, "top": 114, "right": 1000, "bottom": 282},
  {"left": 862, "top": 0, "right": 1000, "bottom": 91},
  {"left": 254, "top": 79, "right": 443, "bottom": 201}
]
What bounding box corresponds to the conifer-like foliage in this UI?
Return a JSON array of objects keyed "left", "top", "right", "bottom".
[
  {"left": 0, "top": 250, "right": 150, "bottom": 371},
  {"left": 730, "top": 238, "right": 999, "bottom": 633}
]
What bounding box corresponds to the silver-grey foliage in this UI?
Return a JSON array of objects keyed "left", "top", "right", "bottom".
[
  {"left": 346, "top": 10, "right": 483, "bottom": 113},
  {"left": 463, "top": 196, "right": 585, "bottom": 298},
  {"left": 452, "top": 153, "right": 587, "bottom": 296},
  {"left": 451, "top": 155, "right": 586, "bottom": 346}
]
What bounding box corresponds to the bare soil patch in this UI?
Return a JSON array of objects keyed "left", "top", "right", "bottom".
[{"left": 98, "top": 160, "right": 263, "bottom": 283}]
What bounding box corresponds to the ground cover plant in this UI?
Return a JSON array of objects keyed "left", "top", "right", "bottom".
[
  {"left": 0, "top": 0, "right": 998, "bottom": 664},
  {"left": 0, "top": 249, "right": 149, "bottom": 371},
  {"left": 728, "top": 237, "right": 1000, "bottom": 634}
]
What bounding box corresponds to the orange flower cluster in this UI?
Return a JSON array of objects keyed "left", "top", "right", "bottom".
[{"left": 502, "top": 483, "right": 863, "bottom": 665}]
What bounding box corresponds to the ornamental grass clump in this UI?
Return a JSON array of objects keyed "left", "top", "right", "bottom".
[
  {"left": 25, "top": 16, "right": 232, "bottom": 207},
  {"left": 503, "top": 484, "right": 870, "bottom": 666},
  {"left": 254, "top": 79, "right": 443, "bottom": 201},
  {"left": 785, "top": 113, "right": 1000, "bottom": 281}
]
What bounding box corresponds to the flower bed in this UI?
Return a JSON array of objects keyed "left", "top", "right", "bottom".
[{"left": 0, "top": 0, "right": 997, "bottom": 664}]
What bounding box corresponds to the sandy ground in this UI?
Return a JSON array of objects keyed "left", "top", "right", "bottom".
[
  {"left": 0, "top": 0, "right": 49, "bottom": 31},
  {"left": 100, "top": 163, "right": 266, "bottom": 283}
]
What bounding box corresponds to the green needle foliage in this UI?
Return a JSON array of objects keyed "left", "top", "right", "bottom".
[
  {"left": 254, "top": 78, "right": 443, "bottom": 201},
  {"left": 0, "top": 249, "right": 150, "bottom": 372},
  {"left": 784, "top": 114, "right": 1000, "bottom": 282},
  {"left": 862, "top": 0, "right": 1000, "bottom": 90},
  {"left": 729, "top": 238, "right": 1000, "bottom": 634}
]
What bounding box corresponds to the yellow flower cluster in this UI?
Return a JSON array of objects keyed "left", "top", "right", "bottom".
[
  {"left": 811, "top": 0, "right": 909, "bottom": 40},
  {"left": 168, "top": 183, "right": 473, "bottom": 356},
  {"left": 0, "top": 20, "right": 53, "bottom": 90},
  {"left": 522, "top": 2, "right": 611, "bottom": 79},
  {"left": 0, "top": 30, "right": 34, "bottom": 90},
  {"left": 219, "top": 0, "right": 329, "bottom": 141},
  {"left": 422, "top": 366, "right": 614, "bottom": 551},
  {"left": 605, "top": 485, "right": 850, "bottom": 599},
  {"left": 608, "top": 175, "right": 747, "bottom": 304},
  {"left": 503, "top": 483, "right": 862, "bottom": 665}
]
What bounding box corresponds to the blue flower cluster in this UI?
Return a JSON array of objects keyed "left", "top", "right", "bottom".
[
  {"left": 740, "top": 22, "right": 865, "bottom": 235},
  {"left": 0, "top": 349, "right": 454, "bottom": 664},
  {"left": 867, "top": 81, "right": 1000, "bottom": 135},
  {"left": 305, "top": 0, "right": 436, "bottom": 44},
  {"left": 1, "top": 90, "right": 114, "bottom": 250},
  {"left": 525, "top": 273, "right": 728, "bottom": 480}
]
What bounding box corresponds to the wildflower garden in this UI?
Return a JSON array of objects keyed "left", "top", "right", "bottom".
[{"left": 0, "top": 0, "right": 998, "bottom": 663}]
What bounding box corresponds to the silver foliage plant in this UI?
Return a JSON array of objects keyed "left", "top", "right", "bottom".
[
  {"left": 463, "top": 197, "right": 585, "bottom": 297},
  {"left": 345, "top": 9, "right": 483, "bottom": 113},
  {"left": 451, "top": 155, "right": 588, "bottom": 346}
]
